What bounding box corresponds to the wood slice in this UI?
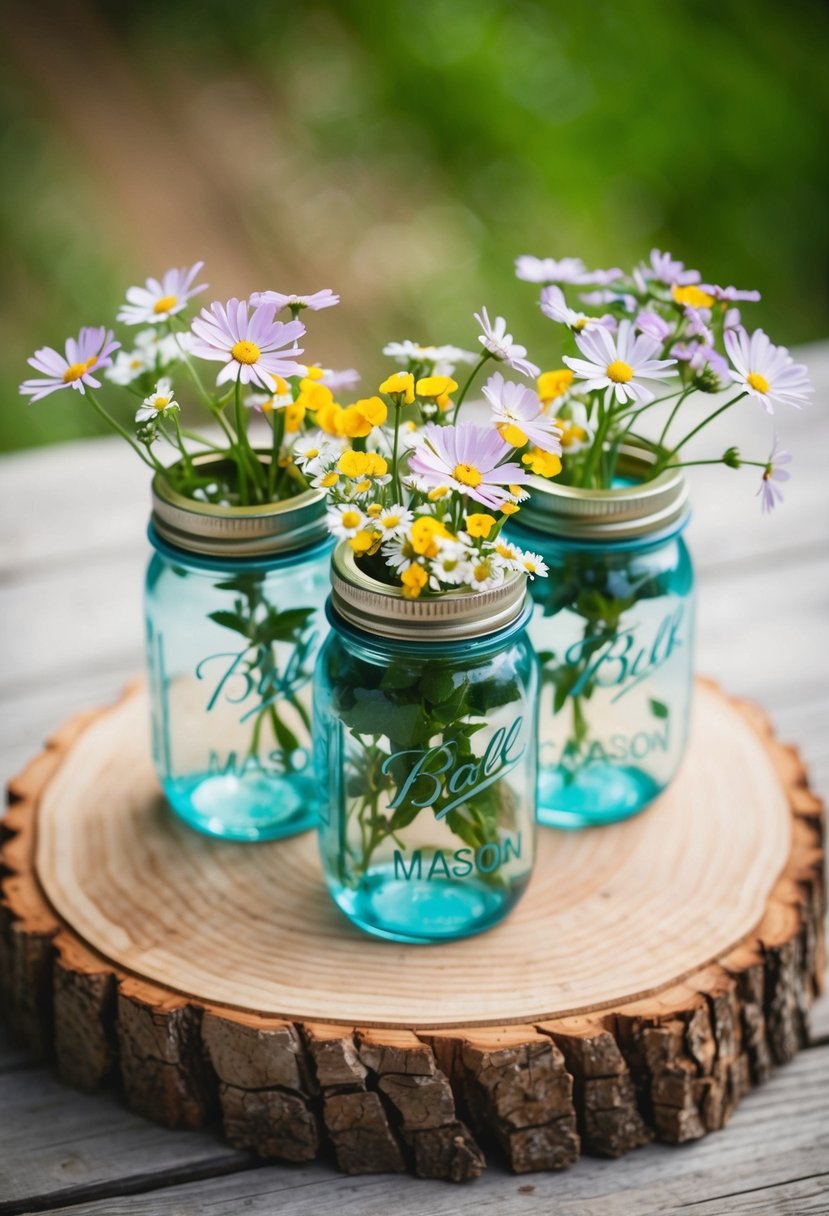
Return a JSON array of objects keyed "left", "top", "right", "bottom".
[{"left": 1, "top": 679, "right": 824, "bottom": 1181}]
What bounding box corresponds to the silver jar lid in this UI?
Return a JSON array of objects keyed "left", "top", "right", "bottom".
[
  {"left": 151, "top": 453, "right": 328, "bottom": 558},
  {"left": 330, "top": 542, "right": 530, "bottom": 642},
  {"left": 517, "top": 444, "right": 689, "bottom": 541}
]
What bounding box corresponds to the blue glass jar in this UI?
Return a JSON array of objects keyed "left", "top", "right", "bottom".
[
  {"left": 506, "top": 448, "right": 694, "bottom": 828},
  {"left": 145, "top": 459, "right": 333, "bottom": 841},
  {"left": 314, "top": 545, "right": 538, "bottom": 943}
]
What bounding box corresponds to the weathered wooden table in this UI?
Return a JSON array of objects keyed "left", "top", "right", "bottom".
[{"left": 2, "top": 350, "right": 828, "bottom": 1215}]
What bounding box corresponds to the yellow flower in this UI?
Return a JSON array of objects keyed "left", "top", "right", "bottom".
[
  {"left": 283, "top": 402, "right": 305, "bottom": 433},
  {"left": 497, "top": 422, "right": 529, "bottom": 448},
  {"left": 319, "top": 471, "right": 339, "bottom": 488},
  {"left": 427, "top": 485, "right": 449, "bottom": 501},
  {"left": 301, "top": 365, "right": 325, "bottom": 381},
  {"left": 316, "top": 400, "right": 345, "bottom": 436},
  {"left": 416, "top": 374, "right": 458, "bottom": 412},
  {"left": 340, "top": 396, "right": 388, "bottom": 438},
  {"left": 522, "top": 448, "right": 562, "bottom": 478},
  {"left": 465, "top": 513, "right": 496, "bottom": 539},
  {"left": 537, "top": 369, "right": 574, "bottom": 405},
  {"left": 367, "top": 503, "right": 383, "bottom": 518},
  {"left": 296, "top": 378, "right": 335, "bottom": 412},
  {"left": 337, "top": 449, "right": 389, "bottom": 479},
  {"left": 400, "top": 564, "right": 429, "bottom": 599},
  {"left": 671, "top": 283, "right": 714, "bottom": 309},
  {"left": 410, "top": 516, "right": 452, "bottom": 557},
  {"left": 348, "top": 530, "right": 377, "bottom": 555},
  {"left": 555, "top": 418, "right": 589, "bottom": 449},
  {"left": 500, "top": 503, "right": 520, "bottom": 516},
  {"left": 379, "top": 372, "right": 415, "bottom": 403}
]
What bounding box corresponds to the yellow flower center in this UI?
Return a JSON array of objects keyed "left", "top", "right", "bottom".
[
  {"left": 381, "top": 514, "right": 401, "bottom": 530},
  {"left": 473, "top": 563, "right": 490, "bottom": 582},
  {"left": 320, "top": 472, "right": 338, "bottom": 487},
  {"left": 63, "top": 355, "right": 98, "bottom": 383},
  {"left": 341, "top": 510, "right": 362, "bottom": 530},
  {"left": 452, "top": 463, "right": 483, "bottom": 488},
  {"left": 606, "top": 360, "right": 634, "bottom": 384},
  {"left": 153, "top": 294, "right": 178, "bottom": 314},
  {"left": 573, "top": 318, "right": 588, "bottom": 331},
  {"left": 747, "top": 371, "right": 770, "bottom": 394},
  {"left": 153, "top": 397, "right": 171, "bottom": 411},
  {"left": 231, "top": 339, "right": 261, "bottom": 365}
]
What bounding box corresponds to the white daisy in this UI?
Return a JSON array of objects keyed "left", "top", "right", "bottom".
[
  {"left": 373, "top": 504, "right": 414, "bottom": 538},
  {"left": 482, "top": 371, "right": 562, "bottom": 454},
  {"left": 474, "top": 307, "right": 540, "bottom": 378},
  {"left": 539, "top": 285, "right": 614, "bottom": 333},
  {"left": 106, "top": 349, "right": 150, "bottom": 385},
  {"left": 725, "top": 327, "right": 813, "bottom": 413},
  {"left": 517, "top": 549, "right": 549, "bottom": 579},
  {"left": 135, "top": 378, "right": 179, "bottom": 422},
  {"left": 383, "top": 341, "right": 477, "bottom": 376},
  {"left": 463, "top": 552, "right": 509, "bottom": 592},
  {"left": 293, "top": 431, "right": 340, "bottom": 472},
  {"left": 381, "top": 535, "right": 418, "bottom": 574},
  {"left": 327, "top": 504, "right": 367, "bottom": 539},
  {"left": 428, "top": 537, "right": 473, "bottom": 589},
  {"left": 118, "top": 262, "right": 207, "bottom": 326},
  {"left": 564, "top": 319, "right": 678, "bottom": 405}
]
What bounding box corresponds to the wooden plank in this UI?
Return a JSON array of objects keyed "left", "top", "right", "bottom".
[
  {"left": 0, "top": 1064, "right": 253, "bottom": 1215},
  {"left": 8, "top": 1042, "right": 829, "bottom": 1215}
]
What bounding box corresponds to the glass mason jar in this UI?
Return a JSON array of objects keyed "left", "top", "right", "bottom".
[
  {"left": 314, "top": 544, "right": 539, "bottom": 944},
  {"left": 145, "top": 456, "right": 333, "bottom": 841},
  {"left": 506, "top": 447, "right": 694, "bottom": 829}
]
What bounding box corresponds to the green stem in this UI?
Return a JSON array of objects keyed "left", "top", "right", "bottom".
[
  {"left": 654, "top": 392, "right": 746, "bottom": 473},
  {"left": 452, "top": 352, "right": 490, "bottom": 422},
  {"left": 391, "top": 399, "right": 402, "bottom": 500},
  {"left": 171, "top": 413, "right": 194, "bottom": 478},
  {"left": 269, "top": 409, "right": 286, "bottom": 500},
  {"left": 85, "top": 390, "right": 157, "bottom": 469},
  {"left": 656, "top": 386, "right": 694, "bottom": 450},
  {"left": 233, "top": 378, "right": 250, "bottom": 504}
]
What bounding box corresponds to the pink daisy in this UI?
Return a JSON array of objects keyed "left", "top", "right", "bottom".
[
  {"left": 189, "top": 298, "right": 306, "bottom": 391},
  {"left": 407, "top": 421, "right": 528, "bottom": 510},
  {"left": 482, "top": 372, "right": 562, "bottom": 454},
  {"left": 20, "top": 326, "right": 120, "bottom": 403},
  {"left": 757, "top": 434, "right": 792, "bottom": 514},
  {"left": 117, "top": 262, "right": 207, "bottom": 326},
  {"left": 249, "top": 289, "right": 339, "bottom": 312},
  {"left": 725, "top": 327, "right": 813, "bottom": 413}
]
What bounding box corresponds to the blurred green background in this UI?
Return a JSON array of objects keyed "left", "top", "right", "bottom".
[{"left": 2, "top": 0, "right": 827, "bottom": 452}]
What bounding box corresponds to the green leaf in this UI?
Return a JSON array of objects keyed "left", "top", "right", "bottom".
[
  {"left": 208, "top": 610, "right": 251, "bottom": 638},
  {"left": 420, "top": 667, "right": 456, "bottom": 705},
  {"left": 649, "top": 698, "right": 669, "bottom": 719},
  {"left": 380, "top": 664, "right": 420, "bottom": 691}
]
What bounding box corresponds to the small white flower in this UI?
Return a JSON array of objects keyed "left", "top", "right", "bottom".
[
  {"left": 490, "top": 538, "right": 525, "bottom": 573},
  {"left": 474, "top": 307, "right": 540, "bottom": 378},
  {"left": 106, "top": 349, "right": 149, "bottom": 385},
  {"left": 725, "top": 327, "right": 813, "bottom": 413},
  {"left": 327, "top": 504, "right": 367, "bottom": 539},
  {"left": 293, "top": 431, "right": 339, "bottom": 472},
  {"left": 463, "top": 551, "right": 508, "bottom": 592},
  {"left": 429, "top": 538, "right": 473, "bottom": 590},
  {"left": 383, "top": 341, "right": 477, "bottom": 377},
  {"left": 564, "top": 319, "right": 677, "bottom": 405},
  {"left": 381, "top": 535, "right": 417, "bottom": 573},
  {"left": 135, "top": 378, "right": 179, "bottom": 422},
  {"left": 517, "top": 549, "right": 549, "bottom": 579},
  {"left": 118, "top": 262, "right": 207, "bottom": 326},
  {"left": 374, "top": 504, "right": 414, "bottom": 538}
]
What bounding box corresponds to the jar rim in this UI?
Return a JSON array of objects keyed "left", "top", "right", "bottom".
[
  {"left": 329, "top": 542, "right": 530, "bottom": 642},
  {"left": 518, "top": 443, "right": 689, "bottom": 541},
  {"left": 151, "top": 452, "right": 328, "bottom": 558}
]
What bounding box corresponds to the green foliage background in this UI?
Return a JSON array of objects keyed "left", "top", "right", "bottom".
[{"left": 1, "top": 0, "right": 827, "bottom": 452}]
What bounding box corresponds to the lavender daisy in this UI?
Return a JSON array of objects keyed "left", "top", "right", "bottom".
[
  {"left": 408, "top": 421, "right": 528, "bottom": 511},
  {"left": 20, "top": 326, "right": 120, "bottom": 402},
  {"left": 515, "top": 256, "right": 590, "bottom": 284},
  {"left": 725, "top": 328, "right": 813, "bottom": 413},
  {"left": 564, "top": 319, "right": 677, "bottom": 405},
  {"left": 641, "top": 249, "right": 701, "bottom": 287},
  {"left": 249, "top": 289, "right": 340, "bottom": 312},
  {"left": 540, "top": 285, "right": 614, "bottom": 333},
  {"left": 118, "top": 262, "right": 207, "bottom": 326},
  {"left": 189, "top": 298, "right": 306, "bottom": 391},
  {"left": 474, "top": 307, "right": 539, "bottom": 378},
  {"left": 482, "top": 372, "right": 562, "bottom": 454},
  {"left": 757, "top": 434, "right": 792, "bottom": 514}
]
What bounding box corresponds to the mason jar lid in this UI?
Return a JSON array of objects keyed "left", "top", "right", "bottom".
[
  {"left": 517, "top": 444, "right": 689, "bottom": 541},
  {"left": 330, "top": 542, "right": 529, "bottom": 642},
  {"left": 151, "top": 453, "right": 328, "bottom": 558}
]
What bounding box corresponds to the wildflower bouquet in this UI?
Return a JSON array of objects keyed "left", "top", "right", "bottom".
[{"left": 510, "top": 250, "right": 813, "bottom": 814}]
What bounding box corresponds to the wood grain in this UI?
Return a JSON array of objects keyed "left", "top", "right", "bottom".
[{"left": 1, "top": 679, "right": 823, "bottom": 1181}]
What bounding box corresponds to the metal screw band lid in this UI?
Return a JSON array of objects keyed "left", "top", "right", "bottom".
[
  {"left": 517, "top": 444, "right": 689, "bottom": 541},
  {"left": 151, "top": 453, "right": 328, "bottom": 559},
  {"left": 330, "top": 542, "right": 529, "bottom": 642}
]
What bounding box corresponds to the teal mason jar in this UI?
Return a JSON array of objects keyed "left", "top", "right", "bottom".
[
  {"left": 145, "top": 457, "right": 333, "bottom": 841},
  {"left": 314, "top": 544, "right": 538, "bottom": 943},
  {"left": 506, "top": 447, "right": 694, "bottom": 829}
]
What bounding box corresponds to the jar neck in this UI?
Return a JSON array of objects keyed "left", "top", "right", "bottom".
[
  {"left": 507, "top": 510, "right": 690, "bottom": 555},
  {"left": 148, "top": 522, "right": 334, "bottom": 573},
  {"left": 325, "top": 595, "right": 533, "bottom": 662}
]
